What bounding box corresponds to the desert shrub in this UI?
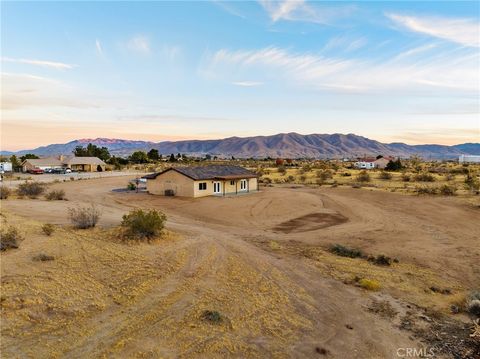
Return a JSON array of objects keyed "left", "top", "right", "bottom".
[
  {"left": 414, "top": 173, "right": 435, "bottom": 182},
  {"left": 444, "top": 174, "right": 455, "bottom": 181},
  {"left": 299, "top": 175, "right": 307, "bottom": 182},
  {"left": 464, "top": 174, "right": 480, "bottom": 193},
  {"left": 415, "top": 185, "right": 438, "bottom": 195},
  {"left": 330, "top": 244, "right": 363, "bottom": 258},
  {"left": 358, "top": 278, "right": 381, "bottom": 291},
  {"left": 0, "top": 186, "right": 11, "bottom": 199},
  {"left": 439, "top": 184, "right": 457, "bottom": 196},
  {"left": 316, "top": 170, "right": 333, "bottom": 181},
  {"left": 17, "top": 181, "right": 46, "bottom": 198},
  {"left": 201, "top": 310, "right": 223, "bottom": 323},
  {"left": 368, "top": 254, "right": 392, "bottom": 266},
  {"left": 127, "top": 182, "right": 136, "bottom": 191},
  {"left": 277, "top": 166, "right": 286, "bottom": 175},
  {"left": 356, "top": 170, "right": 370, "bottom": 182},
  {"left": 401, "top": 173, "right": 411, "bottom": 182},
  {"left": 0, "top": 226, "right": 23, "bottom": 251},
  {"left": 42, "top": 223, "right": 55, "bottom": 236},
  {"left": 68, "top": 205, "right": 101, "bottom": 229},
  {"left": 287, "top": 175, "right": 295, "bottom": 183},
  {"left": 466, "top": 291, "right": 480, "bottom": 317},
  {"left": 121, "top": 209, "right": 166, "bottom": 240},
  {"left": 45, "top": 189, "right": 66, "bottom": 200},
  {"left": 261, "top": 177, "right": 272, "bottom": 184},
  {"left": 351, "top": 183, "right": 362, "bottom": 189},
  {"left": 378, "top": 171, "right": 392, "bottom": 180},
  {"left": 32, "top": 253, "right": 55, "bottom": 262},
  {"left": 341, "top": 172, "right": 352, "bottom": 177}
]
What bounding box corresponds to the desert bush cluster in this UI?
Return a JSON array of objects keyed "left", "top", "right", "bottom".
[
  {"left": 32, "top": 253, "right": 55, "bottom": 262},
  {"left": 201, "top": 310, "right": 223, "bottom": 323},
  {"left": 0, "top": 186, "right": 11, "bottom": 199},
  {"left": 330, "top": 244, "right": 363, "bottom": 258},
  {"left": 68, "top": 205, "right": 101, "bottom": 229},
  {"left": 121, "top": 209, "right": 166, "bottom": 240},
  {"left": 45, "top": 189, "right": 66, "bottom": 200},
  {"left": 378, "top": 171, "right": 392, "bottom": 180},
  {"left": 42, "top": 223, "right": 55, "bottom": 236},
  {"left": 356, "top": 170, "right": 371, "bottom": 183},
  {"left": 0, "top": 226, "right": 23, "bottom": 251},
  {"left": 414, "top": 173, "right": 435, "bottom": 182},
  {"left": 17, "top": 181, "right": 46, "bottom": 198}
]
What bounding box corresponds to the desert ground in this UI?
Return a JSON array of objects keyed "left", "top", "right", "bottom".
[{"left": 1, "top": 175, "right": 479, "bottom": 358}]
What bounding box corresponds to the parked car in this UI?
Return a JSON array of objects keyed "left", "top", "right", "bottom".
[{"left": 28, "top": 168, "right": 44, "bottom": 174}]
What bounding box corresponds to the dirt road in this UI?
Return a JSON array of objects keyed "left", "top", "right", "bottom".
[{"left": 1, "top": 177, "right": 479, "bottom": 358}]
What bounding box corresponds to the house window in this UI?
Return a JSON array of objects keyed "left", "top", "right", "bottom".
[
  {"left": 240, "top": 179, "right": 247, "bottom": 190},
  {"left": 198, "top": 182, "right": 207, "bottom": 190},
  {"left": 230, "top": 180, "right": 235, "bottom": 185}
]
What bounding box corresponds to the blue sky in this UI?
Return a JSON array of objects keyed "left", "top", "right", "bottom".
[{"left": 1, "top": 1, "right": 479, "bottom": 150}]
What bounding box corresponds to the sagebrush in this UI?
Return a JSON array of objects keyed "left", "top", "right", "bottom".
[
  {"left": 46, "top": 189, "right": 66, "bottom": 200},
  {"left": 68, "top": 205, "right": 101, "bottom": 229},
  {"left": 121, "top": 209, "right": 166, "bottom": 240},
  {"left": 17, "top": 181, "right": 46, "bottom": 198},
  {"left": 0, "top": 226, "right": 23, "bottom": 251}
]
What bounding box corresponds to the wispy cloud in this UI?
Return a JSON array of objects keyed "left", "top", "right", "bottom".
[
  {"left": 204, "top": 45, "right": 479, "bottom": 94},
  {"left": 259, "top": 0, "right": 355, "bottom": 25},
  {"left": 387, "top": 13, "right": 480, "bottom": 48},
  {"left": 162, "top": 45, "right": 181, "bottom": 61},
  {"left": 126, "top": 35, "right": 150, "bottom": 54},
  {"left": 323, "top": 36, "right": 368, "bottom": 53},
  {"left": 95, "top": 39, "right": 104, "bottom": 56},
  {"left": 232, "top": 81, "right": 264, "bottom": 87},
  {"left": 1, "top": 57, "right": 75, "bottom": 70},
  {"left": 212, "top": 1, "right": 246, "bottom": 19}
]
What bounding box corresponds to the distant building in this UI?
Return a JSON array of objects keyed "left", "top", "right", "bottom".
[
  {"left": 354, "top": 157, "right": 376, "bottom": 169},
  {"left": 21, "top": 155, "right": 106, "bottom": 172},
  {"left": 144, "top": 165, "right": 258, "bottom": 197},
  {"left": 374, "top": 156, "right": 396, "bottom": 169},
  {"left": 459, "top": 155, "right": 480, "bottom": 163}
]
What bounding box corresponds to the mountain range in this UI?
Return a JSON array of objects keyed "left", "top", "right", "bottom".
[{"left": 2, "top": 133, "right": 479, "bottom": 159}]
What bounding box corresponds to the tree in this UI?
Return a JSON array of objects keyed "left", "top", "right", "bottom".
[
  {"left": 385, "top": 159, "right": 403, "bottom": 171},
  {"left": 10, "top": 155, "right": 20, "bottom": 170},
  {"left": 275, "top": 158, "right": 284, "bottom": 166},
  {"left": 129, "top": 151, "right": 149, "bottom": 164},
  {"left": 73, "top": 143, "right": 110, "bottom": 161},
  {"left": 20, "top": 153, "right": 39, "bottom": 162},
  {"left": 147, "top": 149, "right": 160, "bottom": 161},
  {"left": 169, "top": 153, "right": 177, "bottom": 162}
]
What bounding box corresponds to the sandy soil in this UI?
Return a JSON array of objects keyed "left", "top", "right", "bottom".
[{"left": 1, "top": 176, "right": 479, "bottom": 358}]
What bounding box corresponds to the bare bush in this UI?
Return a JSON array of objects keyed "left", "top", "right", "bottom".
[
  {"left": 415, "top": 185, "right": 438, "bottom": 195},
  {"left": 17, "top": 181, "right": 46, "bottom": 198},
  {"left": 32, "top": 253, "right": 55, "bottom": 262},
  {"left": 1, "top": 226, "right": 23, "bottom": 251},
  {"left": 439, "top": 184, "right": 457, "bottom": 196},
  {"left": 378, "top": 171, "right": 392, "bottom": 180},
  {"left": 121, "top": 209, "right": 166, "bottom": 240},
  {"left": 356, "top": 170, "right": 371, "bottom": 182},
  {"left": 68, "top": 205, "right": 101, "bottom": 229},
  {"left": 45, "top": 189, "right": 66, "bottom": 200},
  {"left": 401, "top": 173, "right": 411, "bottom": 182},
  {"left": 42, "top": 223, "right": 55, "bottom": 236},
  {"left": 0, "top": 186, "right": 11, "bottom": 199},
  {"left": 414, "top": 173, "right": 435, "bottom": 182}
]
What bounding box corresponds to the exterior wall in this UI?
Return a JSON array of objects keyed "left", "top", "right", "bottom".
[
  {"left": 147, "top": 171, "right": 259, "bottom": 198},
  {"left": 355, "top": 162, "right": 375, "bottom": 170},
  {"left": 147, "top": 170, "right": 195, "bottom": 197},
  {"left": 374, "top": 158, "right": 389, "bottom": 169}
]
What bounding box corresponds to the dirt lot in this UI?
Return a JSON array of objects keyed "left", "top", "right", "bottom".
[{"left": 1, "top": 176, "right": 479, "bottom": 358}]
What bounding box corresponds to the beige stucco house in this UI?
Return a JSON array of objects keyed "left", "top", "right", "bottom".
[
  {"left": 144, "top": 165, "right": 258, "bottom": 198},
  {"left": 21, "top": 155, "right": 106, "bottom": 172}
]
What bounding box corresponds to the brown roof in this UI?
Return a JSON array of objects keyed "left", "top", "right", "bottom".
[
  {"left": 144, "top": 165, "right": 258, "bottom": 181},
  {"left": 21, "top": 156, "right": 106, "bottom": 167}
]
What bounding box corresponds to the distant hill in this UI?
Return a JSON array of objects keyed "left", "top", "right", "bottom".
[{"left": 2, "top": 133, "right": 479, "bottom": 159}]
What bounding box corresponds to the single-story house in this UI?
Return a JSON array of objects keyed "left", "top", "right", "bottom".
[
  {"left": 21, "top": 155, "right": 106, "bottom": 172},
  {"left": 144, "top": 165, "right": 258, "bottom": 198},
  {"left": 374, "top": 156, "right": 395, "bottom": 169}
]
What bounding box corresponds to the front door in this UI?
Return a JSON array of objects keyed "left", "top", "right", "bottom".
[{"left": 213, "top": 181, "right": 221, "bottom": 194}]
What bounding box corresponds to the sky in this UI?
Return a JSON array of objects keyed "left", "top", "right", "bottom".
[{"left": 1, "top": 0, "right": 479, "bottom": 151}]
